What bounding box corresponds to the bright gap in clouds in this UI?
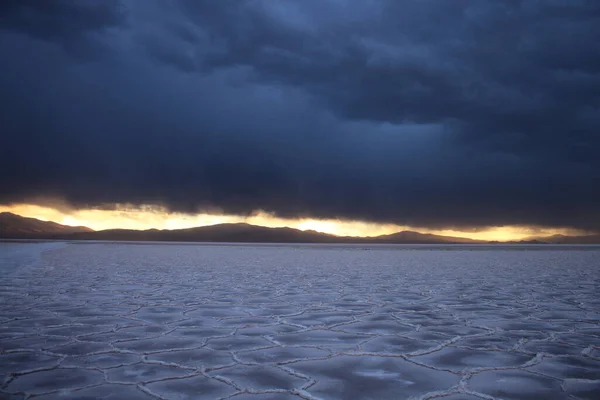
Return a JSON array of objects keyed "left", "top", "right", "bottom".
[{"left": 0, "top": 203, "right": 585, "bottom": 241}]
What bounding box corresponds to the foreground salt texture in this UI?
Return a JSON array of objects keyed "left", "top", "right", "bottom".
[{"left": 0, "top": 242, "right": 599, "bottom": 400}]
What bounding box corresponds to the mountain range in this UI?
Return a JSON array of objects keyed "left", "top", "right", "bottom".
[
  {"left": 0, "top": 212, "right": 92, "bottom": 235},
  {"left": 1, "top": 212, "right": 599, "bottom": 244}
]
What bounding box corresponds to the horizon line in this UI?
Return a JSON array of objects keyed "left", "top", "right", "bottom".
[{"left": 2, "top": 207, "right": 596, "bottom": 242}]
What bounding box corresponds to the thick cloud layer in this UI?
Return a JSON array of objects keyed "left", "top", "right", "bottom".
[{"left": 1, "top": 0, "right": 599, "bottom": 230}]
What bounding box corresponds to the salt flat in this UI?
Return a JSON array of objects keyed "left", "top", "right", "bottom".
[{"left": 1, "top": 242, "right": 599, "bottom": 400}]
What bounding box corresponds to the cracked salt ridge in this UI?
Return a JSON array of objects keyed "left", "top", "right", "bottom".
[{"left": 1, "top": 243, "right": 600, "bottom": 399}]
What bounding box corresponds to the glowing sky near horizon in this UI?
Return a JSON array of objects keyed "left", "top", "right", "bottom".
[{"left": 0, "top": 203, "right": 585, "bottom": 242}]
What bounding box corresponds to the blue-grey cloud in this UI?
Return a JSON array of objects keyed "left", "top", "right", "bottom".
[{"left": 1, "top": 0, "right": 599, "bottom": 230}]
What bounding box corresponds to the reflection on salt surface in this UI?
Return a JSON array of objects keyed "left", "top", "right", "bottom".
[{"left": 0, "top": 242, "right": 599, "bottom": 399}]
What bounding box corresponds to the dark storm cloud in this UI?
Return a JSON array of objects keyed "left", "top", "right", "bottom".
[
  {"left": 1, "top": 0, "right": 599, "bottom": 230},
  {"left": 0, "top": 0, "right": 125, "bottom": 55}
]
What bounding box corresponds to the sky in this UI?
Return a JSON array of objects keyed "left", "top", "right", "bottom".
[{"left": 1, "top": 0, "right": 599, "bottom": 239}]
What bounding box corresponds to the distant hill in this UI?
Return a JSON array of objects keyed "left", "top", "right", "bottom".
[
  {"left": 372, "top": 231, "right": 478, "bottom": 244},
  {"left": 0, "top": 212, "right": 483, "bottom": 243},
  {"left": 525, "top": 234, "right": 600, "bottom": 245},
  {"left": 2, "top": 212, "right": 599, "bottom": 244},
  {"left": 0, "top": 212, "right": 93, "bottom": 237},
  {"left": 67, "top": 223, "right": 344, "bottom": 243},
  {"left": 66, "top": 223, "right": 485, "bottom": 244}
]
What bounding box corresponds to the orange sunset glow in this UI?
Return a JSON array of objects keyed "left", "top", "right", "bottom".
[{"left": 0, "top": 203, "right": 585, "bottom": 242}]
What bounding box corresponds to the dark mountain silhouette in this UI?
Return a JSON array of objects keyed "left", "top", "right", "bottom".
[
  {"left": 0, "top": 212, "right": 482, "bottom": 243},
  {"left": 371, "top": 231, "right": 478, "bottom": 244},
  {"left": 523, "top": 234, "right": 600, "bottom": 245},
  {"left": 65, "top": 223, "right": 487, "bottom": 244},
  {"left": 0, "top": 212, "right": 92, "bottom": 236},
  {"left": 66, "top": 223, "right": 345, "bottom": 243},
  {"left": 2, "top": 212, "right": 599, "bottom": 244}
]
